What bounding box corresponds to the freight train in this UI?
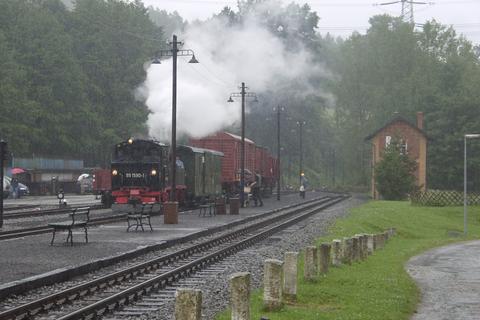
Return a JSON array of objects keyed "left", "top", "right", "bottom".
[{"left": 94, "top": 132, "right": 278, "bottom": 206}]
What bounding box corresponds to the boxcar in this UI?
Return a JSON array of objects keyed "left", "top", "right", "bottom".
[
  {"left": 190, "top": 132, "right": 257, "bottom": 195},
  {"left": 190, "top": 131, "right": 278, "bottom": 196}
]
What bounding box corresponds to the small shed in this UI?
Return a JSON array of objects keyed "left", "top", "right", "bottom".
[{"left": 365, "top": 112, "right": 428, "bottom": 199}]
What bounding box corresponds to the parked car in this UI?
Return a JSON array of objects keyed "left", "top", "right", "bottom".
[
  {"left": 18, "top": 183, "right": 29, "bottom": 196},
  {"left": 3, "top": 176, "right": 11, "bottom": 199}
]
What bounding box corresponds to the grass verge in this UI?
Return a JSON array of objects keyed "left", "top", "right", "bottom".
[{"left": 215, "top": 200, "right": 480, "bottom": 320}]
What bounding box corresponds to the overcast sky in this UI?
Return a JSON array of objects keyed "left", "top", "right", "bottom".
[{"left": 141, "top": 0, "right": 480, "bottom": 44}]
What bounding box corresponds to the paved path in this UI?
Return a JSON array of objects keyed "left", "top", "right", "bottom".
[{"left": 406, "top": 240, "right": 480, "bottom": 320}]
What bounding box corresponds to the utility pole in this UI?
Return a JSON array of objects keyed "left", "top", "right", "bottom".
[
  {"left": 275, "top": 106, "right": 284, "bottom": 201},
  {"left": 377, "top": 0, "right": 430, "bottom": 24},
  {"left": 0, "top": 140, "right": 6, "bottom": 228},
  {"left": 297, "top": 121, "right": 306, "bottom": 185},
  {"left": 228, "top": 84, "right": 258, "bottom": 208}
]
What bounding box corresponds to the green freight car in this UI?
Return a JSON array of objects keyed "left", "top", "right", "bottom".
[{"left": 176, "top": 145, "right": 223, "bottom": 205}]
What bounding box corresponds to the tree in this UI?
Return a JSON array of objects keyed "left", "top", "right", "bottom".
[{"left": 374, "top": 138, "right": 417, "bottom": 200}]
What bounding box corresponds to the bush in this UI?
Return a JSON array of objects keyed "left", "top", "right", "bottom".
[{"left": 375, "top": 140, "right": 417, "bottom": 200}]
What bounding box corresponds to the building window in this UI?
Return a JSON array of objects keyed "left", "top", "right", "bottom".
[
  {"left": 400, "top": 139, "right": 408, "bottom": 154},
  {"left": 385, "top": 136, "right": 391, "bottom": 147}
]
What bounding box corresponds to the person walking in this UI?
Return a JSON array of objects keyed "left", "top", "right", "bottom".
[
  {"left": 11, "top": 177, "right": 19, "bottom": 199},
  {"left": 299, "top": 172, "right": 307, "bottom": 199},
  {"left": 250, "top": 174, "right": 263, "bottom": 207}
]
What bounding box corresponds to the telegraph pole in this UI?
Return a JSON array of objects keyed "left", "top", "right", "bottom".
[
  {"left": 228, "top": 84, "right": 258, "bottom": 208},
  {"left": 241, "top": 82, "right": 246, "bottom": 207},
  {"left": 297, "top": 121, "right": 306, "bottom": 184},
  {"left": 276, "top": 106, "right": 284, "bottom": 201}
]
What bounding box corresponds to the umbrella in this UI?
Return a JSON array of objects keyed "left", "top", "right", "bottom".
[
  {"left": 77, "top": 173, "right": 91, "bottom": 182},
  {"left": 11, "top": 168, "right": 25, "bottom": 175}
]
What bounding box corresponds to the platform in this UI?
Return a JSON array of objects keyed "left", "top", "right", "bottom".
[{"left": 0, "top": 192, "right": 324, "bottom": 292}]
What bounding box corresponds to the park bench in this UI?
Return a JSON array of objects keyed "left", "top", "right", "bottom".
[
  {"left": 127, "top": 203, "right": 154, "bottom": 232},
  {"left": 49, "top": 207, "right": 90, "bottom": 246},
  {"left": 198, "top": 200, "right": 216, "bottom": 217}
]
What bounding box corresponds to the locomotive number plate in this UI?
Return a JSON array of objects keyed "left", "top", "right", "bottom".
[{"left": 125, "top": 173, "right": 145, "bottom": 178}]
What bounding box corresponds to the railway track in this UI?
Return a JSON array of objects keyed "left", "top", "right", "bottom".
[
  {"left": 0, "top": 195, "right": 346, "bottom": 320},
  {"left": 2, "top": 204, "right": 104, "bottom": 220},
  {"left": 0, "top": 214, "right": 126, "bottom": 241}
]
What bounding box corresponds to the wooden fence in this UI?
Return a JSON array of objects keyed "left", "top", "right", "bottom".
[{"left": 410, "top": 190, "right": 480, "bottom": 207}]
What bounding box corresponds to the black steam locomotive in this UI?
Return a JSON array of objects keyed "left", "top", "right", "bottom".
[{"left": 110, "top": 138, "right": 223, "bottom": 205}]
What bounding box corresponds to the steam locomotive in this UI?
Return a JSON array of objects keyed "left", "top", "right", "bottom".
[{"left": 94, "top": 132, "right": 278, "bottom": 206}]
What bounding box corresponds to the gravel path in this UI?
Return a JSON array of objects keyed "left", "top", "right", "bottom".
[{"left": 406, "top": 240, "right": 480, "bottom": 320}]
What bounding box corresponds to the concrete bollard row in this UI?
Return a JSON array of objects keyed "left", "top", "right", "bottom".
[{"left": 211, "top": 229, "right": 399, "bottom": 320}]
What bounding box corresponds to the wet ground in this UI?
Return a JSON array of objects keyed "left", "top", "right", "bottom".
[{"left": 407, "top": 240, "right": 480, "bottom": 320}]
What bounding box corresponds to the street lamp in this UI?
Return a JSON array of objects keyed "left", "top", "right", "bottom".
[
  {"left": 296, "top": 120, "right": 306, "bottom": 185},
  {"left": 152, "top": 34, "right": 198, "bottom": 204},
  {"left": 228, "top": 82, "right": 258, "bottom": 208},
  {"left": 464, "top": 133, "right": 480, "bottom": 235}
]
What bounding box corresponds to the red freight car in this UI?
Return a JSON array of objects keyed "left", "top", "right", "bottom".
[
  {"left": 190, "top": 132, "right": 257, "bottom": 195},
  {"left": 190, "top": 131, "right": 277, "bottom": 196},
  {"left": 92, "top": 168, "right": 111, "bottom": 195}
]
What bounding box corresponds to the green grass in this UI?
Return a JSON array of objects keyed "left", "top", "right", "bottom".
[{"left": 215, "top": 201, "right": 480, "bottom": 320}]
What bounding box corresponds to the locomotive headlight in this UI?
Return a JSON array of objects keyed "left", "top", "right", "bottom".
[
  {"left": 112, "top": 169, "right": 118, "bottom": 176},
  {"left": 128, "top": 138, "right": 133, "bottom": 144},
  {"left": 151, "top": 169, "right": 157, "bottom": 176}
]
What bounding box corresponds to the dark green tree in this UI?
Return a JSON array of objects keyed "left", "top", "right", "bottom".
[{"left": 375, "top": 138, "right": 418, "bottom": 200}]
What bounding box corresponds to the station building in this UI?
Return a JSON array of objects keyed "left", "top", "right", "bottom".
[{"left": 365, "top": 112, "right": 428, "bottom": 200}]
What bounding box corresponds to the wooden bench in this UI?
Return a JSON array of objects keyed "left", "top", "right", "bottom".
[
  {"left": 198, "top": 202, "right": 216, "bottom": 217},
  {"left": 127, "top": 203, "right": 154, "bottom": 232},
  {"left": 49, "top": 207, "right": 90, "bottom": 246}
]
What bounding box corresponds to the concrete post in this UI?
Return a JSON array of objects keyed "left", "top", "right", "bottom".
[
  {"left": 230, "top": 272, "right": 250, "bottom": 320},
  {"left": 304, "top": 246, "right": 318, "bottom": 281},
  {"left": 352, "top": 236, "right": 360, "bottom": 262},
  {"left": 367, "top": 234, "right": 374, "bottom": 255},
  {"left": 376, "top": 233, "right": 385, "bottom": 249},
  {"left": 263, "top": 259, "right": 283, "bottom": 311},
  {"left": 283, "top": 252, "right": 298, "bottom": 301},
  {"left": 318, "top": 243, "right": 331, "bottom": 275},
  {"left": 361, "top": 234, "right": 368, "bottom": 260},
  {"left": 342, "top": 237, "right": 352, "bottom": 265},
  {"left": 174, "top": 288, "right": 202, "bottom": 320},
  {"left": 388, "top": 227, "right": 396, "bottom": 237},
  {"left": 332, "top": 239, "right": 342, "bottom": 267},
  {"left": 384, "top": 230, "right": 390, "bottom": 242},
  {"left": 354, "top": 234, "right": 364, "bottom": 260}
]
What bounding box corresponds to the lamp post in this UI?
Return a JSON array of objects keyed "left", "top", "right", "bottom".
[
  {"left": 296, "top": 120, "right": 306, "bottom": 185},
  {"left": 464, "top": 133, "right": 480, "bottom": 235},
  {"left": 152, "top": 34, "right": 198, "bottom": 203},
  {"left": 274, "top": 106, "right": 284, "bottom": 201},
  {"left": 228, "top": 83, "right": 258, "bottom": 208}
]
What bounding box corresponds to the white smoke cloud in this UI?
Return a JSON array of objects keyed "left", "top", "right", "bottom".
[{"left": 139, "top": 5, "right": 323, "bottom": 141}]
